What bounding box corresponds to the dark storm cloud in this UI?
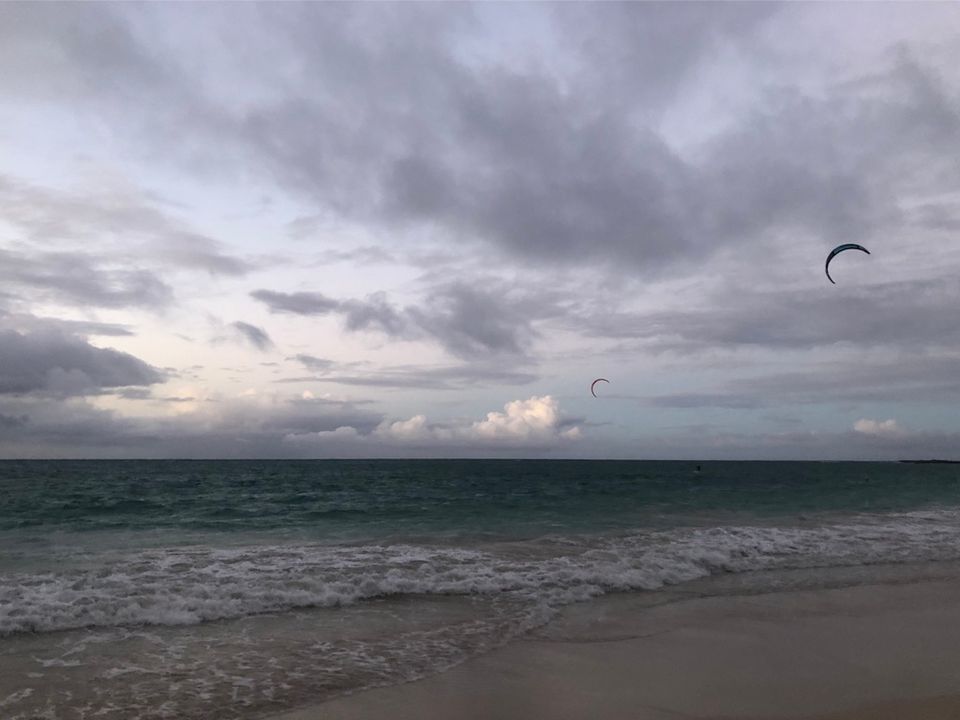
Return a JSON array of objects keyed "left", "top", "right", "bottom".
[
  {"left": 231, "top": 321, "right": 274, "bottom": 352},
  {"left": 0, "top": 329, "right": 164, "bottom": 396},
  {"left": 255, "top": 281, "right": 554, "bottom": 359}
]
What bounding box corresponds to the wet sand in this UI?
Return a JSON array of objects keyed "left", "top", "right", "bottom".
[{"left": 268, "top": 578, "right": 960, "bottom": 720}]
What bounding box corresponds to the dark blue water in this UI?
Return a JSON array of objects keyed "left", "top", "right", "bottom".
[{"left": 3, "top": 459, "right": 959, "bottom": 541}]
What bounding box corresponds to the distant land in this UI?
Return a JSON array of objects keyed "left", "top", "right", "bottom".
[{"left": 899, "top": 459, "right": 960, "bottom": 464}]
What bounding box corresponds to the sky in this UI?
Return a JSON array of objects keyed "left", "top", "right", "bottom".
[{"left": 1, "top": 2, "right": 960, "bottom": 460}]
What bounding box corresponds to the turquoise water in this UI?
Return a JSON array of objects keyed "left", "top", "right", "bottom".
[
  {"left": 2, "top": 460, "right": 960, "bottom": 719},
  {"left": 3, "top": 459, "right": 959, "bottom": 539}
]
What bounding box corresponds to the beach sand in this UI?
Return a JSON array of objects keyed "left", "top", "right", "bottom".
[{"left": 268, "top": 577, "right": 960, "bottom": 720}]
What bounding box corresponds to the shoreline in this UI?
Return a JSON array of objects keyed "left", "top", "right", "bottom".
[{"left": 267, "top": 575, "right": 960, "bottom": 720}]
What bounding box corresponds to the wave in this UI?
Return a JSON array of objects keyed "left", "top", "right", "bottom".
[{"left": 4, "top": 508, "right": 960, "bottom": 636}]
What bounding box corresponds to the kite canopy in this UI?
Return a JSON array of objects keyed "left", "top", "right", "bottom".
[
  {"left": 825, "top": 243, "right": 870, "bottom": 284},
  {"left": 590, "top": 378, "right": 609, "bottom": 398}
]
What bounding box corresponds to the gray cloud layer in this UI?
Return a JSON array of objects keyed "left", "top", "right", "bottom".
[
  {"left": 0, "top": 328, "right": 163, "bottom": 396},
  {"left": 8, "top": 5, "right": 956, "bottom": 276},
  {"left": 648, "top": 354, "right": 960, "bottom": 410},
  {"left": 231, "top": 321, "right": 274, "bottom": 352},
  {"left": 584, "top": 276, "right": 960, "bottom": 352},
  {"left": 2, "top": 4, "right": 959, "bottom": 458},
  {"left": 0, "top": 393, "right": 384, "bottom": 458},
  {"left": 283, "top": 354, "right": 537, "bottom": 390},
  {"left": 0, "top": 174, "right": 253, "bottom": 290},
  {"left": 0, "top": 248, "right": 173, "bottom": 310},
  {"left": 253, "top": 282, "right": 544, "bottom": 358}
]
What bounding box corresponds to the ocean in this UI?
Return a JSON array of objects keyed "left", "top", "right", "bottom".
[{"left": 2, "top": 459, "right": 960, "bottom": 719}]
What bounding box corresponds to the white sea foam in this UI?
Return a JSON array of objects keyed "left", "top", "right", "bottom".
[{"left": 4, "top": 509, "right": 960, "bottom": 636}]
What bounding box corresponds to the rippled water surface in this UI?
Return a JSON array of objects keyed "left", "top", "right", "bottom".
[{"left": 2, "top": 459, "right": 959, "bottom": 718}]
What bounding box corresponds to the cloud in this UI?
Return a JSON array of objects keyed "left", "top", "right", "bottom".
[
  {"left": 0, "top": 388, "right": 384, "bottom": 458},
  {"left": 53, "top": 320, "right": 135, "bottom": 337},
  {"left": 339, "top": 293, "right": 407, "bottom": 336},
  {"left": 2, "top": 4, "right": 960, "bottom": 459},
  {"left": 467, "top": 395, "right": 582, "bottom": 444},
  {"left": 281, "top": 359, "right": 537, "bottom": 390},
  {"left": 250, "top": 289, "right": 341, "bottom": 315},
  {"left": 0, "top": 248, "right": 174, "bottom": 310},
  {"left": 853, "top": 418, "right": 904, "bottom": 436},
  {"left": 286, "top": 395, "right": 581, "bottom": 452},
  {"left": 407, "top": 284, "right": 538, "bottom": 358},
  {"left": 0, "top": 311, "right": 135, "bottom": 338},
  {"left": 0, "top": 328, "right": 163, "bottom": 396},
  {"left": 644, "top": 354, "right": 960, "bottom": 410},
  {"left": 152, "top": 233, "right": 252, "bottom": 277},
  {"left": 117, "top": 12, "right": 960, "bottom": 270},
  {"left": 252, "top": 289, "right": 400, "bottom": 330},
  {"left": 376, "top": 414, "right": 432, "bottom": 442},
  {"left": 0, "top": 413, "right": 29, "bottom": 428},
  {"left": 3, "top": 6, "right": 959, "bottom": 284},
  {"left": 231, "top": 321, "right": 274, "bottom": 352},
  {"left": 648, "top": 392, "right": 762, "bottom": 410},
  {"left": 115, "top": 387, "right": 153, "bottom": 400},
  {"left": 291, "top": 354, "right": 335, "bottom": 372},
  {"left": 0, "top": 174, "right": 253, "bottom": 281},
  {"left": 582, "top": 274, "right": 960, "bottom": 356},
  {"left": 254, "top": 282, "right": 547, "bottom": 358}
]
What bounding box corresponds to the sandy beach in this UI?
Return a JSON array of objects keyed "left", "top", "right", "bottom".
[{"left": 269, "top": 577, "right": 960, "bottom": 720}]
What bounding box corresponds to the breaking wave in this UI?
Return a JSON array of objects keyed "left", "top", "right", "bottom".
[{"left": 4, "top": 508, "right": 960, "bottom": 636}]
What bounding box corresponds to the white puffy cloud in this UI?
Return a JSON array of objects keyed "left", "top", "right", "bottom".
[
  {"left": 469, "top": 396, "right": 581, "bottom": 443},
  {"left": 375, "top": 414, "right": 435, "bottom": 442},
  {"left": 285, "top": 395, "right": 582, "bottom": 452},
  {"left": 853, "top": 418, "right": 904, "bottom": 436}
]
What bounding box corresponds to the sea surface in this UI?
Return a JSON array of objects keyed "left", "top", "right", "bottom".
[{"left": 2, "top": 459, "right": 960, "bottom": 719}]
